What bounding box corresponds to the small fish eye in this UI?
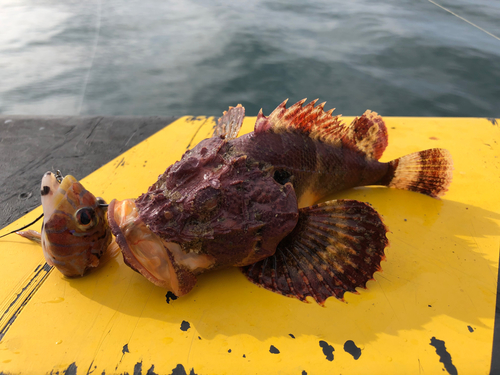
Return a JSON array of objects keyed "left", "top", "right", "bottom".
[{"left": 76, "top": 207, "right": 96, "bottom": 226}]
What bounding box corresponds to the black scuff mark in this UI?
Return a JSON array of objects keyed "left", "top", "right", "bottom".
[
  {"left": 115, "top": 343, "right": 130, "bottom": 371},
  {"left": 133, "top": 361, "right": 142, "bottom": 375},
  {"left": 467, "top": 325, "right": 475, "bottom": 333},
  {"left": 63, "top": 362, "right": 77, "bottom": 375},
  {"left": 146, "top": 365, "right": 158, "bottom": 375},
  {"left": 186, "top": 117, "right": 214, "bottom": 150},
  {"left": 228, "top": 349, "right": 232, "bottom": 353},
  {"left": 243, "top": 354, "right": 246, "bottom": 358},
  {"left": 166, "top": 291, "right": 178, "bottom": 304},
  {"left": 180, "top": 320, "right": 191, "bottom": 331},
  {"left": 302, "top": 371, "right": 308, "bottom": 375},
  {"left": 115, "top": 157, "right": 125, "bottom": 169},
  {"left": 289, "top": 333, "right": 295, "bottom": 339},
  {"left": 429, "top": 337, "right": 458, "bottom": 375},
  {"left": 170, "top": 364, "right": 198, "bottom": 375},
  {"left": 269, "top": 345, "right": 280, "bottom": 354},
  {"left": 344, "top": 340, "right": 362, "bottom": 360},
  {"left": 198, "top": 336, "right": 202, "bottom": 340},
  {"left": 319, "top": 340, "right": 334, "bottom": 361},
  {"left": 0, "top": 261, "right": 53, "bottom": 340},
  {"left": 487, "top": 118, "right": 498, "bottom": 126},
  {"left": 85, "top": 360, "right": 97, "bottom": 375}
]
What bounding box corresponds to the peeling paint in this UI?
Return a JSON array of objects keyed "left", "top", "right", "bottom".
[
  {"left": 269, "top": 345, "right": 280, "bottom": 354},
  {"left": 319, "top": 340, "right": 334, "bottom": 361},
  {"left": 133, "top": 361, "right": 142, "bottom": 375},
  {"left": 170, "top": 364, "right": 197, "bottom": 375},
  {"left": 116, "top": 343, "right": 130, "bottom": 370},
  {"left": 344, "top": 340, "right": 362, "bottom": 360},
  {"left": 487, "top": 118, "right": 498, "bottom": 126},
  {"left": 180, "top": 320, "right": 190, "bottom": 331},
  {"left": 63, "top": 362, "right": 77, "bottom": 375},
  {"left": 430, "top": 337, "right": 458, "bottom": 375},
  {"left": 166, "top": 292, "right": 178, "bottom": 304}
]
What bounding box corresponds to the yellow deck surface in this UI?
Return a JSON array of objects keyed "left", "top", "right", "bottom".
[{"left": 0, "top": 115, "right": 499, "bottom": 374}]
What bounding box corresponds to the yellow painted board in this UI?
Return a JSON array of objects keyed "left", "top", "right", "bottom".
[{"left": 0, "top": 115, "right": 499, "bottom": 374}]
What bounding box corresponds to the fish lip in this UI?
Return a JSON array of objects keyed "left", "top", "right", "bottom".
[{"left": 107, "top": 199, "right": 176, "bottom": 290}]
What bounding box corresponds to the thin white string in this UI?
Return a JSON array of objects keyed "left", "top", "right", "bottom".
[
  {"left": 427, "top": 0, "right": 500, "bottom": 42},
  {"left": 77, "top": 0, "right": 103, "bottom": 115}
]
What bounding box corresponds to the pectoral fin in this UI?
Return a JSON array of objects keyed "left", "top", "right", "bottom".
[
  {"left": 16, "top": 229, "right": 42, "bottom": 244},
  {"left": 240, "top": 200, "right": 388, "bottom": 305}
]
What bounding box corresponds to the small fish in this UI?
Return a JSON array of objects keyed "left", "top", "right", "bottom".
[
  {"left": 16, "top": 171, "right": 113, "bottom": 277},
  {"left": 106, "top": 99, "right": 453, "bottom": 304},
  {"left": 10, "top": 99, "right": 453, "bottom": 305}
]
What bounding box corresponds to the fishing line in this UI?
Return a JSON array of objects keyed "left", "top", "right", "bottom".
[
  {"left": 427, "top": 0, "right": 500, "bottom": 42},
  {"left": 0, "top": 213, "right": 44, "bottom": 239},
  {"left": 77, "top": 0, "right": 103, "bottom": 115}
]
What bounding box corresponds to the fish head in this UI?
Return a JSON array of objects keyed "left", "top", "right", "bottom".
[
  {"left": 40, "top": 171, "right": 112, "bottom": 277},
  {"left": 106, "top": 138, "right": 300, "bottom": 298},
  {"left": 108, "top": 198, "right": 204, "bottom": 297}
]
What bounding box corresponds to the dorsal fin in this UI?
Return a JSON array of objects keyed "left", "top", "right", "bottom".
[
  {"left": 213, "top": 104, "right": 245, "bottom": 140},
  {"left": 338, "top": 110, "right": 388, "bottom": 160},
  {"left": 254, "top": 99, "right": 388, "bottom": 160}
]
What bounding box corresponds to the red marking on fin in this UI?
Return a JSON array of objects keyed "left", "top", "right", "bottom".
[
  {"left": 241, "top": 199, "right": 388, "bottom": 305},
  {"left": 341, "top": 111, "right": 388, "bottom": 160},
  {"left": 254, "top": 99, "right": 388, "bottom": 159},
  {"left": 380, "top": 148, "right": 453, "bottom": 198}
]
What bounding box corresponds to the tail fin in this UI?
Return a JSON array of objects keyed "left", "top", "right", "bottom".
[
  {"left": 240, "top": 199, "right": 388, "bottom": 305},
  {"left": 381, "top": 148, "right": 453, "bottom": 198}
]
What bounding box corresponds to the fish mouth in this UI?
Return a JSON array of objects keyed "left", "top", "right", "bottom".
[{"left": 108, "top": 199, "right": 199, "bottom": 296}]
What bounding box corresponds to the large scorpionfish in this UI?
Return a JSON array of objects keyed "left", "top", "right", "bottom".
[{"left": 16, "top": 99, "right": 453, "bottom": 305}]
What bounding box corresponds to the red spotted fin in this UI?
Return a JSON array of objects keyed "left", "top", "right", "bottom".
[
  {"left": 240, "top": 199, "right": 388, "bottom": 305},
  {"left": 254, "top": 99, "right": 388, "bottom": 160}
]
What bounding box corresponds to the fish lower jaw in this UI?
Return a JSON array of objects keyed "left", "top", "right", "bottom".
[{"left": 108, "top": 199, "right": 202, "bottom": 297}]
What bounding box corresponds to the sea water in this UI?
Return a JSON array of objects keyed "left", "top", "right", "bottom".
[{"left": 0, "top": 0, "right": 499, "bottom": 117}]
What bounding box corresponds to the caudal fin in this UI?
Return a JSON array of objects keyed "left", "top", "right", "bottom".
[
  {"left": 381, "top": 148, "right": 453, "bottom": 198},
  {"left": 240, "top": 200, "right": 388, "bottom": 305}
]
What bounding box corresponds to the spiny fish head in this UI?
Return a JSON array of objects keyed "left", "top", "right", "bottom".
[{"left": 40, "top": 171, "right": 112, "bottom": 277}]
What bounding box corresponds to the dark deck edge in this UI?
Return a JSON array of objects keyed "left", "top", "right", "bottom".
[{"left": 0, "top": 115, "right": 178, "bottom": 229}]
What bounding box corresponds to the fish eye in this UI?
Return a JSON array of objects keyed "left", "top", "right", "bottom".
[{"left": 75, "top": 207, "right": 96, "bottom": 227}]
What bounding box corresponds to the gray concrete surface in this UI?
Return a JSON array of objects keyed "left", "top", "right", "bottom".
[{"left": 0, "top": 116, "right": 177, "bottom": 228}]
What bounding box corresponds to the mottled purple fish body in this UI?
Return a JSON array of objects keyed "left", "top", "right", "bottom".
[{"left": 112, "top": 99, "right": 453, "bottom": 304}]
